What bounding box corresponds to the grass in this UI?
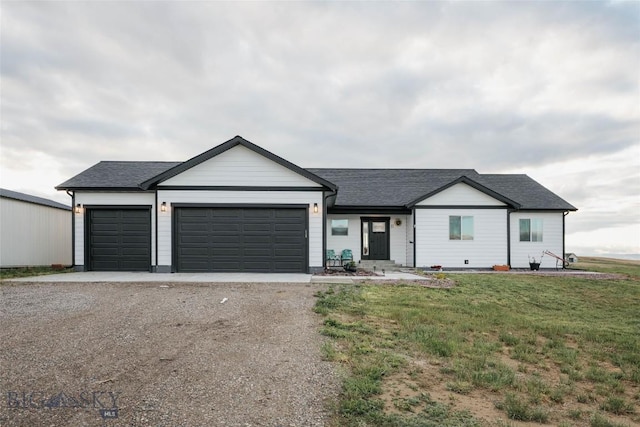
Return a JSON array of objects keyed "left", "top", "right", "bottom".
[
  {"left": 0, "top": 266, "right": 74, "bottom": 280},
  {"left": 315, "top": 258, "right": 640, "bottom": 426},
  {"left": 569, "top": 256, "right": 640, "bottom": 277}
]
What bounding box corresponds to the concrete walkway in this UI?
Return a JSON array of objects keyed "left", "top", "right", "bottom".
[
  {"left": 4, "top": 271, "right": 314, "bottom": 283},
  {"left": 4, "top": 270, "right": 427, "bottom": 284}
]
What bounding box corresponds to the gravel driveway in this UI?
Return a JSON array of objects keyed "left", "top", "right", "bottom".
[{"left": 0, "top": 281, "right": 338, "bottom": 426}]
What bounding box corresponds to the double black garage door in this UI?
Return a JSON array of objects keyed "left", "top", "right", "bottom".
[
  {"left": 174, "top": 207, "right": 307, "bottom": 273},
  {"left": 86, "top": 207, "right": 307, "bottom": 273}
]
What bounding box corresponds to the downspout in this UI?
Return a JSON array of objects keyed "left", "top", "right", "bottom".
[
  {"left": 154, "top": 190, "right": 158, "bottom": 273},
  {"left": 563, "top": 211, "right": 569, "bottom": 269},
  {"left": 323, "top": 189, "right": 338, "bottom": 270},
  {"left": 66, "top": 190, "right": 75, "bottom": 268},
  {"left": 412, "top": 208, "right": 416, "bottom": 268},
  {"left": 507, "top": 208, "right": 513, "bottom": 267}
]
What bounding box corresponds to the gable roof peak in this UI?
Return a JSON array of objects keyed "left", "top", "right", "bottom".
[{"left": 138, "top": 135, "right": 337, "bottom": 190}]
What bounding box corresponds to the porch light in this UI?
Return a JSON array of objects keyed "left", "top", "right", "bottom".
[
  {"left": 313, "top": 203, "right": 318, "bottom": 213},
  {"left": 75, "top": 204, "right": 81, "bottom": 214},
  {"left": 161, "top": 202, "right": 167, "bottom": 212}
]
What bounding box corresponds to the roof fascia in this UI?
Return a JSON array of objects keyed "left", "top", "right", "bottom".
[
  {"left": 54, "top": 186, "right": 152, "bottom": 192},
  {"left": 139, "top": 136, "right": 338, "bottom": 191},
  {"left": 406, "top": 176, "right": 521, "bottom": 208},
  {"left": 327, "top": 206, "right": 412, "bottom": 215},
  {"left": 1, "top": 194, "right": 71, "bottom": 211}
]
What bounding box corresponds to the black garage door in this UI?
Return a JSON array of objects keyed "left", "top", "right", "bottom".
[
  {"left": 87, "top": 208, "right": 151, "bottom": 271},
  {"left": 175, "top": 207, "right": 307, "bottom": 273}
]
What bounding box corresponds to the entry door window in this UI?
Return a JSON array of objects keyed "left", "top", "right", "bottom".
[{"left": 362, "top": 222, "right": 369, "bottom": 256}]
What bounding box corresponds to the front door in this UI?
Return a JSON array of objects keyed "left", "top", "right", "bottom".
[{"left": 361, "top": 218, "right": 390, "bottom": 260}]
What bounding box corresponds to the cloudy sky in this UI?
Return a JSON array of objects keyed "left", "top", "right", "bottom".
[{"left": 1, "top": 1, "right": 638, "bottom": 257}]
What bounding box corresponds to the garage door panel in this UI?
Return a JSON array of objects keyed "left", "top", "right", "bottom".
[
  {"left": 274, "top": 235, "right": 303, "bottom": 244},
  {"left": 241, "top": 235, "right": 271, "bottom": 243},
  {"left": 122, "top": 248, "right": 150, "bottom": 256},
  {"left": 92, "top": 235, "right": 119, "bottom": 244},
  {"left": 121, "top": 235, "right": 149, "bottom": 245},
  {"left": 243, "top": 224, "right": 272, "bottom": 232},
  {"left": 208, "top": 236, "right": 241, "bottom": 244},
  {"left": 245, "top": 248, "right": 273, "bottom": 256},
  {"left": 92, "top": 248, "right": 119, "bottom": 256},
  {"left": 92, "top": 224, "right": 119, "bottom": 233},
  {"left": 211, "top": 248, "right": 241, "bottom": 257},
  {"left": 243, "top": 210, "right": 273, "bottom": 219},
  {"left": 180, "top": 223, "right": 209, "bottom": 232},
  {"left": 212, "top": 223, "right": 241, "bottom": 232},
  {"left": 175, "top": 207, "right": 306, "bottom": 273},
  {"left": 274, "top": 248, "right": 302, "bottom": 257},
  {"left": 92, "top": 261, "right": 119, "bottom": 270},
  {"left": 274, "top": 261, "right": 305, "bottom": 272},
  {"left": 91, "top": 210, "right": 119, "bottom": 219},
  {"left": 181, "top": 209, "right": 210, "bottom": 218},
  {"left": 121, "top": 260, "right": 151, "bottom": 270},
  {"left": 179, "top": 235, "right": 208, "bottom": 244},
  {"left": 88, "top": 209, "right": 151, "bottom": 271},
  {"left": 180, "top": 247, "right": 209, "bottom": 256}
]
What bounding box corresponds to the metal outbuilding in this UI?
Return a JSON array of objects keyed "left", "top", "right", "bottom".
[{"left": 0, "top": 188, "right": 72, "bottom": 268}]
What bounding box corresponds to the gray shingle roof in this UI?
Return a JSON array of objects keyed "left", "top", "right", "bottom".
[
  {"left": 473, "top": 174, "right": 577, "bottom": 210},
  {"left": 307, "top": 169, "right": 576, "bottom": 210},
  {"left": 0, "top": 188, "right": 71, "bottom": 210},
  {"left": 307, "top": 169, "right": 481, "bottom": 207},
  {"left": 56, "top": 162, "right": 576, "bottom": 211},
  {"left": 56, "top": 161, "right": 180, "bottom": 190}
]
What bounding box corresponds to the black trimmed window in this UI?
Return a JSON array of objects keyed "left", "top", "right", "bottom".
[
  {"left": 519, "top": 218, "right": 543, "bottom": 242},
  {"left": 331, "top": 219, "right": 349, "bottom": 236},
  {"left": 449, "top": 216, "right": 474, "bottom": 240}
]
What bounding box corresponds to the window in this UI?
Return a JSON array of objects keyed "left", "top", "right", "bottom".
[
  {"left": 372, "top": 222, "right": 386, "bottom": 233},
  {"left": 449, "top": 216, "right": 474, "bottom": 240},
  {"left": 519, "top": 219, "right": 543, "bottom": 242},
  {"left": 331, "top": 219, "right": 349, "bottom": 236}
]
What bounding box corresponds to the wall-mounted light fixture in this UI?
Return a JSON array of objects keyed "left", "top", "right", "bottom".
[
  {"left": 161, "top": 202, "right": 167, "bottom": 212},
  {"left": 75, "top": 204, "right": 81, "bottom": 214},
  {"left": 313, "top": 203, "right": 318, "bottom": 214}
]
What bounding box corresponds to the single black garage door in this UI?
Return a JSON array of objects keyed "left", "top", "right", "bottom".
[
  {"left": 87, "top": 208, "right": 151, "bottom": 271},
  {"left": 175, "top": 207, "right": 307, "bottom": 273}
]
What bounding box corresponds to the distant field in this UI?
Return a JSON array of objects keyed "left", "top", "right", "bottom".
[
  {"left": 316, "top": 258, "right": 640, "bottom": 426},
  {"left": 569, "top": 256, "right": 640, "bottom": 278}
]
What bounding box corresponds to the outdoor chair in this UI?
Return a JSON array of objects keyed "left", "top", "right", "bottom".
[
  {"left": 326, "top": 249, "right": 341, "bottom": 267},
  {"left": 341, "top": 249, "right": 353, "bottom": 265}
]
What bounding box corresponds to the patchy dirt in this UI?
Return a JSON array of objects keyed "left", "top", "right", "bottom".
[
  {"left": 0, "top": 282, "right": 338, "bottom": 427},
  {"left": 379, "top": 348, "right": 640, "bottom": 427},
  {"left": 354, "top": 278, "right": 455, "bottom": 288}
]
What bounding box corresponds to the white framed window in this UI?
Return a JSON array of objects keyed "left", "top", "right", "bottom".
[
  {"left": 449, "top": 216, "right": 474, "bottom": 240},
  {"left": 519, "top": 218, "right": 543, "bottom": 242},
  {"left": 331, "top": 219, "right": 349, "bottom": 236}
]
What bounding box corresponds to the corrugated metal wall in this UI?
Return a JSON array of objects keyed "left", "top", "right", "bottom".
[{"left": 0, "top": 197, "right": 72, "bottom": 267}]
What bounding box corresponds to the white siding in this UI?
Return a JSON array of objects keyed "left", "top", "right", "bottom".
[
  {"left": 0, "top": 198, "right": 72, "bottom": 267},
  {"left": 415, "top": 208, "right": 508, "bottom": 268},
  {"left": 74, "top": 192, "right": 156, "bottom": 266},
  {"left": 162, "top": 145, "right": 322, "bottom": 187},
  {"left": 417, "top": 183, "right": 506, "bottom": 206},
  {"left": 510, "top": 212, "right": 564, "bottom": 269},
  {"left": 157, "top": 190, "right": 323, "bottom": 269},
  {"left": 326, "top": 214, "right": 410, "bottom": 265}
]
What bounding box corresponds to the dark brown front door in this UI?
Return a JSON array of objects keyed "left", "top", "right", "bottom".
[{"left": 361, "top": 218, "right": 390, "bottom": 260}]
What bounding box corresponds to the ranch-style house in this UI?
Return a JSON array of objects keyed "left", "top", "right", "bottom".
[{"left": 56, "top": 136, "right": 577, "bottom": 273}]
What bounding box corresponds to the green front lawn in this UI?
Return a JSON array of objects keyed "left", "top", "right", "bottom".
[{"left": 316, "top": 260, "right": 640, "bottom": 426}]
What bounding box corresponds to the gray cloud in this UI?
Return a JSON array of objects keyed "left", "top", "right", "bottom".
[{"left": 2, "top": 1, "right": 639, "bottom": 253}]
